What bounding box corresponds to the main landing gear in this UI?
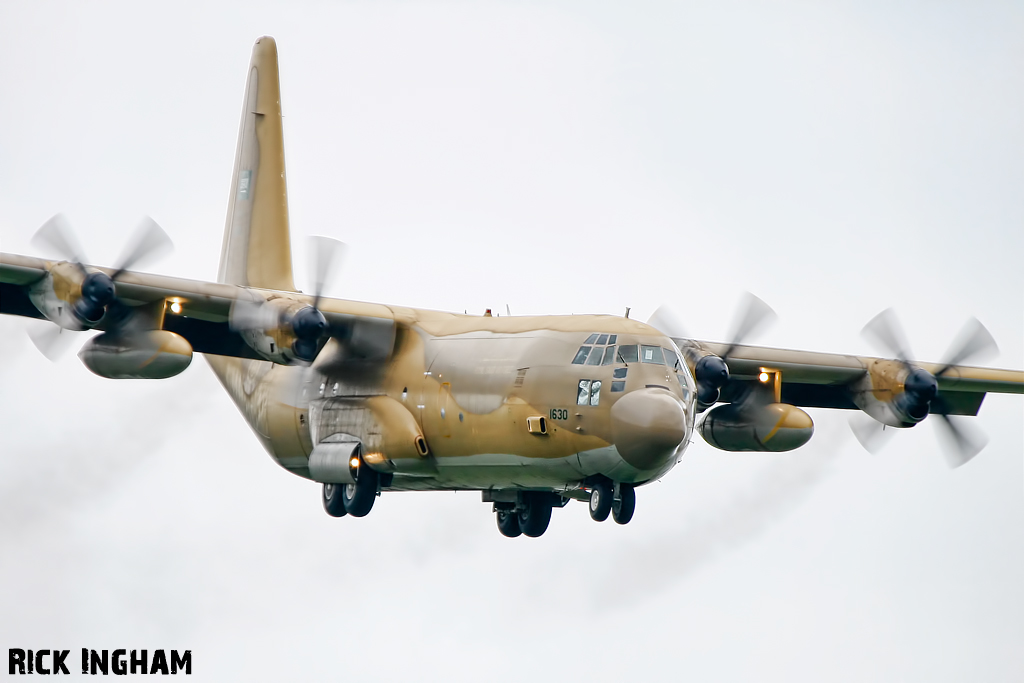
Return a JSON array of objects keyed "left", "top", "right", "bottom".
[
  {"left": 320, "top": 454, "right": 381, "bottom": 518},
  {"left": 589, "top": 478, "right": 635, "bottom": 525},
  {"left": 493, "top": 492, "right": 561, "bottom": 538}
]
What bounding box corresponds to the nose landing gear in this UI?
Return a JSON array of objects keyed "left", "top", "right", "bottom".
[
  {"left": 589, "top": 480, "right": 613, "bottom": 521},
  {"left": 588, "top": 478, "right": 635, "bottom": 525},
  {"left": 612, "top": 483, "right": 635, "bottom": 525}
]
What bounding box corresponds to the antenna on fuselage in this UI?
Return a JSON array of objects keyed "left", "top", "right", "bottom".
[{"left": 624, "top": 307, "right": 631, "bottom": 319}]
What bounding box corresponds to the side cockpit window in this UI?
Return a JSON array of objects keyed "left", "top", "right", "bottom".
[
  {"left": 577, "top": 379, "right": 602, "bottom": 406},
  {"left": 572, "top": 346, "right": 592, "bottom": 364},
  {"left": 577, "top": 379, "right": 591, "bottom": 405}
]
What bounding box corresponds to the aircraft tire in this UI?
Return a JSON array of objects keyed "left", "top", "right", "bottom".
[
  {"left": 496, "top": 508, "right": 522, "bottom": 538},
  {"left": 518, "top": 493, "right": 552, "bottom": 538},
  {"left": 612, "top": 484, "right": 635, "bottom": 525},
  {"left": 342, "top": 465, "right": 379, "bottom": 517},
  {"left": 589, "top": 481, "right": 613, "bottom": 522},
  {"left": 322, "top": 483, "right": 348, "bottom": 518}
]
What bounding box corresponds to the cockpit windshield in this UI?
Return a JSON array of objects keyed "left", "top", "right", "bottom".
[
  {"left": 641, "top": 345, "right": 664, "bottom": 364},
  {"left": 616, "top": 344, "right": 639, "bottom": 363},
  {"left": 572, "top": 333, "right": 618, "bottom": 365}
]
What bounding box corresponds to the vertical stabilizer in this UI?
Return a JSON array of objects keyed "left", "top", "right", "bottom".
[{"left": 218, "top": 36, "right": 295, "bottom": 291}]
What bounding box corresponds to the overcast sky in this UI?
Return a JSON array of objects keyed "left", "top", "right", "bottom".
[{"left": 1, "top": 1, "right": 1022, "bottom": 680}]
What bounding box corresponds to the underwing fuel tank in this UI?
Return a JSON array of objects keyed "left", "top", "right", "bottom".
[
  {"left": 78, "top": 330, "right": 193, "bottom": 379},
  {"left": 698, "top": 403, "right": 814, "bottom": 452}
]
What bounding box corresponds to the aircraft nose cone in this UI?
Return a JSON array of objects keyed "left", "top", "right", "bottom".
[{"left": 611, "top": 388, "right": 687, "bottom": 471}]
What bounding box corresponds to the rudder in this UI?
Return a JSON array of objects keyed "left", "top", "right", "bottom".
[{"left": 218, "top": 36, "right": 295, "bottom": 291}]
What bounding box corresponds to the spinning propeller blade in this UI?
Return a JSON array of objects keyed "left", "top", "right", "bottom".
[
  {"left": 111, "top": 216, "right": 174, "bottom": 279},
  {"left": 848, "top": 413, "right": 896, "bottom": 454},
  {"left": 308, "top": 235, "right": 346, "bottom": 311},
  {"left": 936, "top": 318, "right": 998, "bottom": 376},
  {"left": 31, "top": 214, "right": 89, "bottom": 275},
  {"left": 647, "top": 305, "right": 688, "bottom": 340},
  {"left": 933, "top": 413, "right": 987, "bottom": 468},
  {"left": 722, "top": 292, "right": 777, "bottom": 361},
  {"left": 862, "top": 308, "right": 913, "bottom": 367},
  {"left": 26, "top": 322, "right": 80, "bottom": 361}
]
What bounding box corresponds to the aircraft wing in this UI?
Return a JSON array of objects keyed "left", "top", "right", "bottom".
[
  {"left": 0, "top": 252, "right": 395, "bottom": 360},
  {"left": 677, "top": 339, "right": 1024, "bottom": 416}
]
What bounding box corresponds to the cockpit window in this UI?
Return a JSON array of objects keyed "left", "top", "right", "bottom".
[
  {"left": 641, "top": 345, "right": 665, "bottom": 364},
  {"left": 595, "top": 334, "right": 608, "bottom": 345},
  {"left": 602, "top": 346, "right": 617, "bottom": 365},
  {"left": 590, "top": 380, "right": 602, "bottom": 406},
  {"left": 608, "top": 335, "right": 617, "bottom": 344},
  {"left": 663, "top": 348, "right": 681, "bottom": 371},
  {"left": 572, "top": 346, "right": 591, "bottom": 364},
  {"left": 585, "top": 348, "right": 604, "bottom": 366},
  {"left": 584, "top": 334, "right": 599, "bottom": 344},
  {"left": 617, "top": 344, "right": 639, "bottom": 363}
]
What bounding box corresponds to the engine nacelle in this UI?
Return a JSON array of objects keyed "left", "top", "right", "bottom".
[
  {"left": 79, "top": 330, "right": 193, "bottom": 379},
  {"left": 698, "top": 402, "right": 814, "bottom": 452}
]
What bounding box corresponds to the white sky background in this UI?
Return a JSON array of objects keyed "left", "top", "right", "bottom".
[{"left": 1, "top": 1, "right": 1022, "bottom": 680}]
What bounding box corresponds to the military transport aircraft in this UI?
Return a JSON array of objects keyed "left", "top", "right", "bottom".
[{"left": 1, "top": 37, "right": 1021, "bottom": 539}]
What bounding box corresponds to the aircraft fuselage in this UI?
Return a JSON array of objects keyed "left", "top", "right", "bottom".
[{"left": 209, "top": 312, "right": 697, "bottom": 494}]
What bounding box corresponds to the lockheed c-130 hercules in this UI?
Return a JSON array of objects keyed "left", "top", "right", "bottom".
[{"left": 2, "top": 37, "right": 1021, "bottom": 539}]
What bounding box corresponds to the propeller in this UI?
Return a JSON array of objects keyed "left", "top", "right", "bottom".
[
  {"left": 649, "top": 292, "right": 777, "bottom": 405},
  {"left": 855, "top": 309, "right": 998, "bottom": 467},
  {"left": 31, "top": 213, "right": 173, "bottom": 327},
  {"left": 26, "top": 214, "right": 172, "bottom": 360},
  {"left": 230, "top": 235, "right": 346, "bottom": 363}
]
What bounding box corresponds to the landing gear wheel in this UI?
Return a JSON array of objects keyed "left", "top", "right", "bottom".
[
  {"left": 518, "top": 493, "right": 553, "bottom": 538},
  {"left": 342, "top": 463, "right": 379, "bottom": 517},
  {"left": 322, "top": 483, "right": 348, "bottom": 517},
  {"left": 612, "top": 483, "right": 635, "bottom": 525},
  {"left": 496, "top": 508, "right": 522, "bottom": 538},
  {"left": 589, "top": 480, "right": 613, "bottom": 522}
]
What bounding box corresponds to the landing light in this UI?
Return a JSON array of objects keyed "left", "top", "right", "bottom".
[
  {"left": 758, "top": 372, "right": 770, "bottom": 383},
  {"left": 349, "top": 457, "right": 360, "bottom": 469},
  {"left": 169, "top": 300, "right": 182, "bottom": 314}
]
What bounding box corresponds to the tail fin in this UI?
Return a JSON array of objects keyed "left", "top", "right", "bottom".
[{"left": 218, "top": 36, "right": 295, "bottom": 291}]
